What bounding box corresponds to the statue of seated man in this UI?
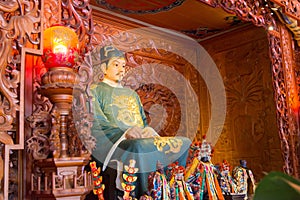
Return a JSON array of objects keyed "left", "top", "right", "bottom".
[{"left": 90, "top": 45, "right": 191, "bottom": 198}]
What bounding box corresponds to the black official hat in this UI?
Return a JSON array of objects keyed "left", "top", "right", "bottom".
[{"left": 99, "top": 46, "right": 125, "bottom": 65}]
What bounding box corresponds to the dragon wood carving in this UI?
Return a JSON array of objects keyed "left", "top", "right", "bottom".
[{"left": 0, "top": 0, "right": 42, "bottom": 199}]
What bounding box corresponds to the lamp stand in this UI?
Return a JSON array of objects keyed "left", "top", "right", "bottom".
[{"left": 31, "top": 67, "right": 93, "bottom": 199}]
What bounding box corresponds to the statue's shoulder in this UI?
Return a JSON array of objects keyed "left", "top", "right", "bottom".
[
  {"left": 121, "top": 87, "right": 140, "bottom": 98},
  {"left": 90, "top": 83, "right": 98, "bottom": 90},
  {"left": 90, "top": 82, "right": 110, "bottom": 95},
  {"left": 91, "top": 81, "right": 106, "bottom": 88}
]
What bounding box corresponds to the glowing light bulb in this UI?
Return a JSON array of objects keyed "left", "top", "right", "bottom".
[
  {"left": 42, "top": 25, "right": 79, "bottom": 68},
  {"left": 53, "top": 44, "right": 68, "bottom": 54}
]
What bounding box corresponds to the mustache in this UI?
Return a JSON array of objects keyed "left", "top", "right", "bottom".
[{"left": 116, "top": 72, "right": 122, "bottom": 75}]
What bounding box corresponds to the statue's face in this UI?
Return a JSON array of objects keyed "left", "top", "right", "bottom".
[
  {"left": 240, "top": 160, "right": 247, "bottom": 168},
  {"left": 104, "top": 57, "right": 126, "bottom": 82}
]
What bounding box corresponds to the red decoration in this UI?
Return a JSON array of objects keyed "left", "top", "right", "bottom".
[
  {"left": 42, "top": 25, "right": 79, "bottom": 69},
  {"left": 122, "top": 159, "right": 138, "bottom": 200},
  {"left": 90, "top": 161, "right": 105, "bottom": 200}
]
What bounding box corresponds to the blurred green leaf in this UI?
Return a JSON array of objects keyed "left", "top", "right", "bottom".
[{"left": 253, "top": 171, "right": 300, "bottom": 200}]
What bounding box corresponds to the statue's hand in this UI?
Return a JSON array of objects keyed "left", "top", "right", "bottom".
[
  {"left": 141, "top": 127, "right": 160, "bottom": 138},
  {"left": 125, "top": 126, "right": 143, "bottom": 139}
]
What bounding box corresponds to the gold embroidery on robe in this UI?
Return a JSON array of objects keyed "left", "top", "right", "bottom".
[
  {"left": 111, "top": 94, "right": 144, "bottom": 127},
  {"left": 154, "top": 137, "right": 183, "bottom": 154}
]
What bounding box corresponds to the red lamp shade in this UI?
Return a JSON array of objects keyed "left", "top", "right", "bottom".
[{"left": 42, "top": 25, "right": 79, "bottom": 69}]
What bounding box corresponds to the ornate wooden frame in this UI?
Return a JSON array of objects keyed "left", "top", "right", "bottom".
[
  {"left": 0, "top": 1, "right": 43, "bottom": 199},
  {"left": 202, "top": 0, "right": 300, "bottom": 179},
  {"left": 211, "top": 0, "right": 300, "bottom": 178},
  {"left": 0, "top": 0, "right": 299, "bottom": 199}
]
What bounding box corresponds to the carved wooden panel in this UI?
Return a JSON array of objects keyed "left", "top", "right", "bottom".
[
  {"left": 199, "top": 0, "right": 299, "bottom": 179},
  {"left": 201, "top": 26, "right": 284, "bottom": 181},
  {"left": 44, "top": 0, "right": 61, "bottom": 28},
  {"left": 122, "top": 51, "right": 201, "bottom": 138},
  {"left": 0, "top": 0, "right": 43, "bottom": 199},
  {"left": 136, "top": 83, "right": 181, "bottom": 137},
  {"left": 215, "top": 0, "right": 276, "bottom": 29},
  {"left": 271, "top": 0, "right": 300, "bottom": 21}
]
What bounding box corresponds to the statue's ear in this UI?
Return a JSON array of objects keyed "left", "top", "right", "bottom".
[{"left": 100, "top": 63, "right": 107, "bottom": 75}]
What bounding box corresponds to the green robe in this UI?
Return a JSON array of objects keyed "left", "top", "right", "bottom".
[{"left": 90, "top": 81, "right": 191, "bottom": 197}]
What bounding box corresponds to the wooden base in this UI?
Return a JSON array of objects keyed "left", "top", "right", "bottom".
[{"left": 31, "top": 157, "right": 93, "bottom": 200}]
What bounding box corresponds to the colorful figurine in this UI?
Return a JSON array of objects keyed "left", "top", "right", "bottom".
[
  {"left": 167, "top": 162, "right": 194, "bottom": 200},
  {"left": 233, "top": 160, "right": 255, "bottom": 200},
  {"left": 89, "top": 161, "right": 105, "bottom": 200},
  {"left": 184, "top": 138, "right": 224, "bottom": 200},
  {"left": 122, "top": 159, "right": 139, "bottom": 200},
  {"left": 148, "top": 161, "right": 170, "bottom": 200},
  {"left": 219, "top": 160, "right": 237, "bottom": 195}
]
